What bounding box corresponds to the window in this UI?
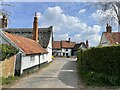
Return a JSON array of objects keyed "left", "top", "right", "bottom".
[
  {"left": 30, "top": 55, "right": 35, "bottom": 62},
  {"left": 66, "top": 49, "right": 68, "bottom": 51},
  {"left": 42, "top": 55, "right": 45, "bottom": 60}
]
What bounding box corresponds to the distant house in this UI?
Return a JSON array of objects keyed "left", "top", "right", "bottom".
[
  {"left": 3, "top": 13, "right": 53, "bottom": 63},
  {"left": 100, "top": 24, "right": 120, "bottom": 46},
  {"left": 72, "top": 41, "right": 88, "bottom": 56},
  {"left": 53, "top": 38, "right": 76, "bottom": 57},
  {"left": 0, "top": 31, "right": 48, "bottom": 75}
]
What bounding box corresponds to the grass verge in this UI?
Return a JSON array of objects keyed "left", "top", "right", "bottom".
[{"left": 2, "top": 76, "right": 20, "bottom": 85}]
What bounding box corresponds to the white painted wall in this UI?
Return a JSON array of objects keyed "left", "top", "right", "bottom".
[
  {"left": 21, "top": 53, "right": 48, "bottom": 74},
  {"left": 80, "top": 43, "right": 87, "bottom": 50},
  {"left": 53, "top": 48, "right": 73, "bottom": 56},
  {"left": 0, "top": 35, "right": 9, "bottom": 44},
  {"left": 53, "top": 49, "right": 61, "bottom": 56},
  {"left": 61, "top": 48, "right": 72, "bottom": 56},
  {"left": 100, "top": 34, "right": 110, "bottom": 46},
  {"left": 46, "top": 33, "right": 52, "bottom": 62},
  {"left": 40, "top": 54, "right": 48, "bottom": 64}
]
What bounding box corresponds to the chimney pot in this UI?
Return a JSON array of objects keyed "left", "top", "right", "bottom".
[
  {"left": 35, "top": 12, "right": 37, "bottom": 16},
  {"left": 106, "top": 24, "right": 112, "bottom": 33},
  {"left": 1, "top": 15, "right": 8, "bottom": 28},
  {"left": 68, "top": 38, "right": 70, "bottom": 42}
]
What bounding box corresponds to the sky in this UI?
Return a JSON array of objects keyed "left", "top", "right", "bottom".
[{"left": 2, "top": 1, "right": 118, "bottom": 46}]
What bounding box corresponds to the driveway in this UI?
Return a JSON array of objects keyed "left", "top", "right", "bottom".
[{"left": 11, "top": 58, "right": 81, "bottom": 88}]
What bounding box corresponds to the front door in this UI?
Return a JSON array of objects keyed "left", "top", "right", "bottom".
[{"left": 15, "top": 53, "right": 22, "bottom": 76}]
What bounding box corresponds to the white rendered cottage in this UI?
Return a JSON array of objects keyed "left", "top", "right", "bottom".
[
  {"left": 3, "top": 13, "right": 53, "bottom": 63},
  {"left": 72, "top": 41, "right": 88, "bottom": 56},
  {"left": 0, "top": 31, "right": 48, "bottom": 75},
  {"left": 0, "top": 13, "right": 53, "bottom": 75},
  {"left": 53, "top": 38, "right": 76, "bottom": 57},
  {"left": 100, "top": 24, "right": 120, "bottom": 46}
]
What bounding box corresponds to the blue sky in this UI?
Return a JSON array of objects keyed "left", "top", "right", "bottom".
[{"left": 2, "top": 2, "right": 118, "bottom": 46}]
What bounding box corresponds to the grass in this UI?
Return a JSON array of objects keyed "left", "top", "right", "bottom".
[
  {"left": 0, "top": 77, "right": 2, "bottom": 85},
  {"left": 2, "top": 76, "right": 19, "bottom": 85}
]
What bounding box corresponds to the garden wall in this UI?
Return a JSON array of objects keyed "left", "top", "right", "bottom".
[{"left": 0, "top": 55, "right": 16, "bottom": 78}]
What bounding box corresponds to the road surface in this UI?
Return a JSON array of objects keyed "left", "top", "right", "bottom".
[{"left": 11, "top": 58, "right": 81, "bottom": 88}]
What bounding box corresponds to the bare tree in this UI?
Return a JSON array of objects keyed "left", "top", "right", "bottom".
[
  {"left": 0, "top": 0, "right": 13, "bottom": 17},
  {"left": 96, "top": 1, "right": 120, "bottom": 32}
]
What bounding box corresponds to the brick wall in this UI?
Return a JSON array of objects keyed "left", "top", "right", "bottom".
[{"left": 0, "top": 55, "right": 16, "bottom": 78}]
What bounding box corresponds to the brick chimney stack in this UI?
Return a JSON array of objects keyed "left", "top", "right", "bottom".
[
  {"left": 1, "top": 15, "right": 8, "bottom": 28},
  {"left": 106, "top": 24, "right": 112, "bottom": 33},
  {"left": 68, "top": 38, "right": 70, "bottom": 42},
  {"left": 33, "top": 12, "right": 38, "bottom": 42},
  {"left": 86, "top": 40, "right": 89, "bottom": 48}
]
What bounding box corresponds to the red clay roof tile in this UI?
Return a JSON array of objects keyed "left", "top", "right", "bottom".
[
  {"left": 4, "top": 32, "right": 47, "bottom": 55},
  {"left": 104, "top": 32, "right": 120, "bottom": 45},
  {"left": 53, "top": 41, "right": 76, "bottom": 49},
  {"left": 52, "top": 41, "right": 61, "bottom": 49}
]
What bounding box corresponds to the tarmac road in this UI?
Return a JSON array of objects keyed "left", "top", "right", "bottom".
[{"left": 11, "top": 58, "right": 80, "bottom": 88}]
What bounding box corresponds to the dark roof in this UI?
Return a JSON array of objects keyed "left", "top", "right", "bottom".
[
  {"left": 73, "top": 42, "right": 86, "bottom": 51},
  {"left": 53, "top": 41, "right": 76, "bottom": 49},
  {"left": 4, "top": 26, "right": 53, "bottom": 48},
  {"left": 103, "top": 32, "right": 120, "bottom": 45},
  {"left": 4, "top": 32, "right": 47, "bottom": 55}
]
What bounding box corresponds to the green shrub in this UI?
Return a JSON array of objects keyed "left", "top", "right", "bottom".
[
  {"left": 2, "top": 76, "right": 19, "bottom": 85},
  {"left": 0, "top": 44, "right": 19, "bottom": 61},
  {"left": 77, "top": 45, "right": 120, "bottom": 86}
]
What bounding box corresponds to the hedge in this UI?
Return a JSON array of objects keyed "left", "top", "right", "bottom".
[
  {"left": 77, "top": 45, "right": 120, "bottom": 86},
  {"left": 0, "top": 44, "right": 19, "bottom": 61}
]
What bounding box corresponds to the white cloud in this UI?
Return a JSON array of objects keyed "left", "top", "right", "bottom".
[
  {"left": 54, "top": 34, "right": 69, "bottom": 40},
  {"left": 39, "top": 6, "right": 101, "bottom": 46},
  {"left": 79, "top": 9, "right": 86, "bottom": 14}
]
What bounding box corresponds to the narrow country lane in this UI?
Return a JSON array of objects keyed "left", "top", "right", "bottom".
[{"left": 11, "top": 58, "right": 81, "bottom": 88}]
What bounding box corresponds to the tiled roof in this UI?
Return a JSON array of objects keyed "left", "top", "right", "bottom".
[
  {"left": 52, "top": 41, "right": 61, "bottom": 49},
  {"left": 4, "top": 32, "right": 47, "bottom": 55},
  {"left": 73, "top": 42, "right": 86, "bottom": 51},
  {"left": 104, "top": 32, "right": 120, "bottom": 45},
  {"left": 53, "top": 41, "right": 76, "bottom": 49},
  {"left": 4, "top": 26, "right": 53, "bottom": 48},
  {"left": 61, "top": 41, "right": 76, "bottom": 48}
]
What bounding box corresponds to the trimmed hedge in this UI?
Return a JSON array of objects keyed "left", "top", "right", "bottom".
[
  {"left": 0, "top": 44, "right": 19, "bottom": 61},
  {"left": 77, "top": 45, "right": 120, "bottom": 86}
]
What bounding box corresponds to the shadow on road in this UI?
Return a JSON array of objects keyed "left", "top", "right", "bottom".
[{"left": 58, "top": 60, "right": 78, "bottom": 88}]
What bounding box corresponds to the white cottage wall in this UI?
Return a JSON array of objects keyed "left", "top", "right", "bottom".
[
  {"left": 21, "top": 54, "right": 48, "bottom": 74},
  {"left": 46, "top": 34, "right": 52, "bottom": 62},
  {"left": 100, "top": 34, "right": 110, "bottom": 46}
]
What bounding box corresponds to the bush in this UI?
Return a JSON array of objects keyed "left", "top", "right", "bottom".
[
  {"left": 77, "top": 45, "right": 120, "bottom": 86},
  {"left": 0, "top": 44, "right": 19, "bottom": 61}
]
